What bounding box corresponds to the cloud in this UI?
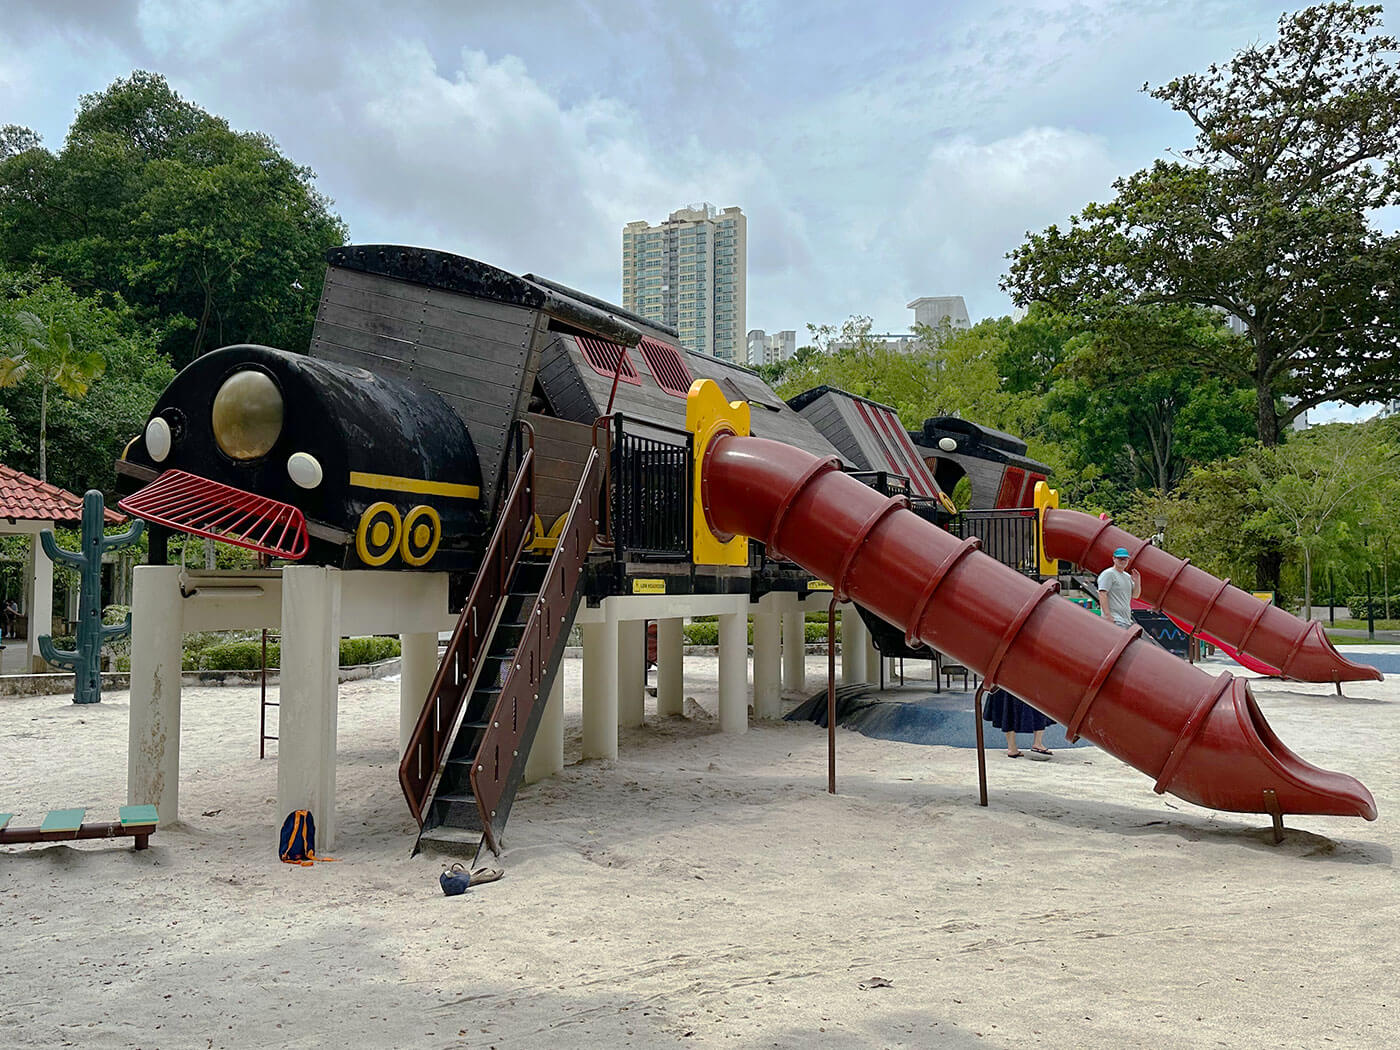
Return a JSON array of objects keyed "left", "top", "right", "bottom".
[{"left": 889, "top": 126, "right": 1122, "bottom": 321}]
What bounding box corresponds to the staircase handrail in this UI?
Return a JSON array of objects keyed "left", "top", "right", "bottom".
[
  {"left": 470, "top": 445, "right": 602, "bottom": 854},
  {"left": 398, "top": 421, "right": 536, "bottom": 826}
]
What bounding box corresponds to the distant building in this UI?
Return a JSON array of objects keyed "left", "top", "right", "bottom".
[
  {"left": 907, "top": 296, "right": 972, "bottom": 333},
  {"left": 746, "top": 328, "right": 796, "bottom": 367},
  {"left": 622, "top": 204, "right": 747, "bottom": 363}
]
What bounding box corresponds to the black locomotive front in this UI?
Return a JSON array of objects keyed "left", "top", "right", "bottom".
[{"left": 116, "top": 344, "right": 486, "bottom": 570}]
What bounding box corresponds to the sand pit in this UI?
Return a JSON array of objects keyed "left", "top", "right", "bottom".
[{"left": 2, "top": 650, "right": 1396, "bottom": 1049}]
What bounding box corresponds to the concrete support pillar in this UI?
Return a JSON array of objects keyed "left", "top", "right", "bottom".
[
  {"left": 277, "top": 566, "right": 342, "bottom": 849},
  {"left": 717, "top": 610, "right": 749, "bottom": 733},
  {"left": 127, "top": 565, "right": 183, "bottom": 824},
  {"left": 26, "top": 532, "right": 54, "bottom": 673},
  {"left": 618, "top": 618, "right": 646, "bottom": 728},
  {"left": 525, "top": 671, "right": 565, "bottom": 784},
  {"left": 866, "top": 631, "right": 882, "bottom": 686},
  {"left": 582, "top": 614, "right": 618, "bottom": 760},
  {"left": 752, "top": 600, "right": 782, "bottom": 720},
  {"left": 782, "top": 602, "right": 806, "bottom": 695},
  {"left": 398, "top": 632, "right": 439, "bottom": 758},
  {"left": 840, "top": 604, "right": 867, "bottom": 685},
  {"left": 656, "top": 617, "right": 684, "bottom": 717}
]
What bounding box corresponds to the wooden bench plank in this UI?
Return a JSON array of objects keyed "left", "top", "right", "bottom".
[
  {"left": 119, "top": 805, "right": 159, "bottom": 827},
  {"left": 40, "top": 808, "right": 86, "bottom": 833}
]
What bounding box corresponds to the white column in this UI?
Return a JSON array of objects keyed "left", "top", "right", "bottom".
[
  {"left": 525, "top": 671, "right": 565, "bottom": 784},
  {"left": 277, "top": 566, "right": 342, "bottom": 850},
  {"left": 840, "top": 604, "right": 868, "bottom": 685},
  {"left": 27, "top": 531, "right": 54, "bottom": 673},
  {"left": 717, "top": 610, "right": 749, "bottom": 733},
  {"left": 782, "top": 600, "right": 807, "bottom": 696},
  {"left": 127, "top": 565, "right": 183, "bottom": 824},
  {"left": 866, "top": 631, "right": 882, "bottom": 686},
  {"left": 618, "top": 618, "right": 646, "bottom": 728},
  {"left": 656, "top": 617, "right": 684, "bottom": 717},
  {"left": 398, "top": 632, "right": 439, "bottom": 758},
  {"left": 582, "top": 612, "right": 618, "bottom": 760},
  {"left": 753, "top": 598, "right": 782, "bottom": 720}
]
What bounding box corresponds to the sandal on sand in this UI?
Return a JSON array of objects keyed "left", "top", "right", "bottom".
[
  {"left": 1007, "top": 751, "right": 1023, "bottom": 759},
  {"left": 1028, "top": 747, "right": 1053, "bottom": 762},
  {"left": 470, "top": 867, "right": 505, "bottom": 885},
  {"left": 1031, "top": 746, "right": 1053, "bottom": 756}
]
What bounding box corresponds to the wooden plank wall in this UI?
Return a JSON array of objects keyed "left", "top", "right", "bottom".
[
  {"left": 528, "top": 412, "right": 594, "bottom": 524},
  {"left": 309, "top": 266, "right": 543, "bottom": 516}
]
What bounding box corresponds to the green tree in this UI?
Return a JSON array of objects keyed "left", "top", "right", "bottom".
[
  {"left": 1003, "top": 3, "right": 1400, "bottom": 448},
  {"left": 0, "top": 309, "right": 105, "bottom": 481},
  {"left": 0, "top": 268, "right": 173, "bottom": 497},
  {"left": 0, "top": 72, "right": 347, "bottom": 367}
]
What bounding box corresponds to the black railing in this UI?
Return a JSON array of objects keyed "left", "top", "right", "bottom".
[
  {"left": 949, "top": 508, "right": 1040, "bottom": 576},
  {"left": 610, "top": 414, "right": 692, "bottom": 560},
  {"left": 848, "top": 470, "right": 912, "bottom": 499}
]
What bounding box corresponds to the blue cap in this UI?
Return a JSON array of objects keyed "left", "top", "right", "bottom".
[{"left": 1113, "top": 547, "right": 1130, "bottom": 558}]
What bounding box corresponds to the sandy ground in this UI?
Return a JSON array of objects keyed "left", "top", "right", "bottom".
[{"left": 2, "top": 650, "right": 1397, "bottom": 1050}]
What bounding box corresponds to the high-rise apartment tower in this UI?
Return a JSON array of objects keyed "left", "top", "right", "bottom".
[{"left": 622, "top": 204, "right": 747, "bottom": 362}]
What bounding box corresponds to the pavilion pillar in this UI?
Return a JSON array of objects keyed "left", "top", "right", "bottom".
[
  {"left": 782, "top": 599, "right": 806, "bottom": 694},
  {"left": 26, "top": 529, "right": 54, "bottom": 673}
]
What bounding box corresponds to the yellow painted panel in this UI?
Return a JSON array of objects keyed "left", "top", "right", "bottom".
[
  {"left": 1033, "top": 480, "right": 1060, "bottom": 577},
  {"left": 685, "top": 379, "right": 750, "bottom": 567},
  {"left": 349, "top": 471, "right": 480, "bottom": 500}
]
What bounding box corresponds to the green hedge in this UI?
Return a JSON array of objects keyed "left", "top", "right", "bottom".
[
  {"left": 1347, "top": 594, "right": 1393, "bottom": 620},
  {"left": 180, "top": 636, "right": 403, "bottom": 671},
  {"left": 681, "top": 621, "right": 839, "bottom": 645}
]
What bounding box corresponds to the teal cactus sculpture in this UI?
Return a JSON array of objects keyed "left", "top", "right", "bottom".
[{"left": 38, "top": 490, "right": 144, "bottom": 704}]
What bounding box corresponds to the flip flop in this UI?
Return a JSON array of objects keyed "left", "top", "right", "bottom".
[
  {"left": 1031, "top": 746, "right": 1053, "bottom": 756},
  {"left": 470, "top": 867, "right": 505, "bottom": 885},
  {"left": 1007, "top": 751, "right": 1023, "bottom": 759}
]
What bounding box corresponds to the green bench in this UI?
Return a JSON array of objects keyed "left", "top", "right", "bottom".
[{"left": 0, "top": 805, "right": 158, "bottom": 851}]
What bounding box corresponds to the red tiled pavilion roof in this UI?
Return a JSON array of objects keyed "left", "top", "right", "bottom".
[{"left": 0, "top": 463, "right": 124, "bottom": 525}]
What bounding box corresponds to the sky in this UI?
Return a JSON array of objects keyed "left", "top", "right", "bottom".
[{"left": 0, "top": 0, "right": 1383, "bottom": 425}]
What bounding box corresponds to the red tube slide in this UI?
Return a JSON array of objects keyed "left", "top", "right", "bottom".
[
  {"left": 703, "top": 435, "right": 1376, "bottom": 821},
  {"left": 1044, "top": 509, "right": 1381, "bottom": 684}
]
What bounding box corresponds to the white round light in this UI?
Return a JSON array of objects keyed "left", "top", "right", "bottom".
[
  {"left": 937, "top": 437, "right": 957, "bottom": 452},
  {"left": 287, "top": 452, "right": 323, "bottom": 489},
  {"left": 145, "top": 417, "right": 172, "bottom": 462}
]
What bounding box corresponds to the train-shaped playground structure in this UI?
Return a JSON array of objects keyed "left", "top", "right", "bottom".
[{"left": 114, "top": 244, "right": 1378, "bottom": 856}]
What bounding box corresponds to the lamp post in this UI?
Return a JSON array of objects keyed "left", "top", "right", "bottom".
[{"left": 1152, "top": 515, "right": 1168, "bottom": 550}]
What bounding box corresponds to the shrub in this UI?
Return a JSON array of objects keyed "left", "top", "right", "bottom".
[
  {"left": 683, "top": 622, "right": 719, "bottom": 645},
  {"left": 1347, "top": 594, "right": 1392, "bottom": 620},
  {"left": 200, "top": 641, "right": 278, "bottom": 671},
  {"left": 805, "top": 621, "right": 840, "bottom": 643},
  {"left": 338, "top": 636, "right": 401, "bottom": 667}
]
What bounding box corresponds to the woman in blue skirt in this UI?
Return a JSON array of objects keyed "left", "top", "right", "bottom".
[{"left": 982, "top": 686, "right": 1054, "bottom": 760}]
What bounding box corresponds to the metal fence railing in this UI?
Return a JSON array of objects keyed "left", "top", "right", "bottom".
[
  {"left": 948, "top": 508, "right": 1040, "bottom": 576},
  {"left": 610, "top": 415, "right": 691, "bottom": 561}
]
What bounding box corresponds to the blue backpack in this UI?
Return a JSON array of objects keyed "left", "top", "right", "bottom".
[{"left": 279, "top": 810, "right": 318, "bottom": 865}]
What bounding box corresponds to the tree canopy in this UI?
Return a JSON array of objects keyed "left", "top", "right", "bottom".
[
  {"left": 1003, "top": 2, "right": 1400, "bottom": 446},
  {"left": 0, "top": 72, "right": 347, "bottom": 368}
]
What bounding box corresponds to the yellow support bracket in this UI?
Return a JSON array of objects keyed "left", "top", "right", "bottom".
[
  {"left": 685, "top": 378, "right": 750, "bottom": 566},
  {"left": 1034, "top": 480, "right": 1059, "bottom": 577}
]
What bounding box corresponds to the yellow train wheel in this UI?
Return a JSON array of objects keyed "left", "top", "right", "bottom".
[
  {"left": 356, "top": 502, "right": 402, "bottom": 567},
  {"left": 400, "top": 505, "right": 442, "bottom": 567}
]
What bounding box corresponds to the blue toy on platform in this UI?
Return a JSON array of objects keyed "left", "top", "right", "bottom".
[{"left": 38, "top": 490, "right": 143, "bottom": 705}]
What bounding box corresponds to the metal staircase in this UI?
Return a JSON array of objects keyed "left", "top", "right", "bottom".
[{"left": 399, "top": 436, "right": 602, "bottom": 857}]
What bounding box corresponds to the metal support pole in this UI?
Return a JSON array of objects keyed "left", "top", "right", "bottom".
[
  {"left": 827, "top": 595, "right": 838, "bottom": 795},
  {"left": 1329, "top": 567, "right": 1335, "bottom": 625},
  {"left": 1367, "top": 568, "right": 1375, "bottom": 641},
  {"left": 973, "top": 683, "right": 988, "bottom": 807}
]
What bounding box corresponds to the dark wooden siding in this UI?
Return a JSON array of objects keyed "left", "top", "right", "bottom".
[
  {"left": 528, "top": 412, "right": 593, "bottom": 524},
  {"left": 309, "top": 266, "right": 539, "bottom": 516}
]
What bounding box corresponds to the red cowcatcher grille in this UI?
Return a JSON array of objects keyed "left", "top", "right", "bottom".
[{"left": 118, "top": 469, "right": 309, "bottom": 560}]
